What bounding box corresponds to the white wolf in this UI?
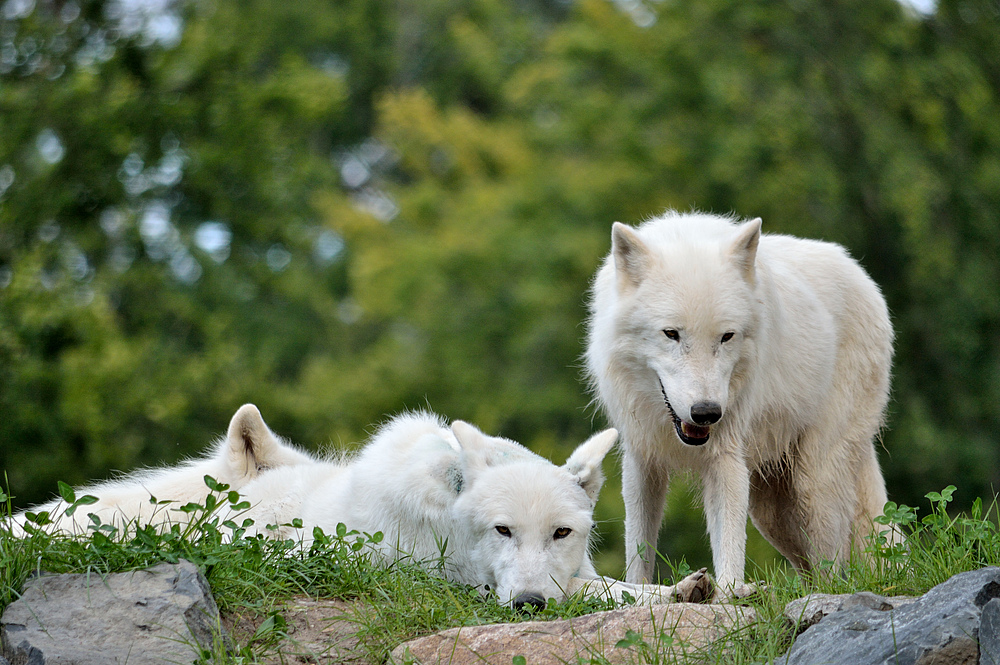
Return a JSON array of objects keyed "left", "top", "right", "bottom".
[
  {"left": 12, "top": 405, "right": 711, "bottom": 609},
  {"left": 585, "top": 211, "right": 894, "bottom": 598},
  {"left": 10, "top": 404, "right": 313, "bottom": 536}
]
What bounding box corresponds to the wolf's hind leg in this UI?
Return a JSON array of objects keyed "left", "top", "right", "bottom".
[
  {"left": 748, "top": 461, "right": 811, "bottom": 571},
  {"left": 794, "top": 444, "right": 859, "bottom": 573}
]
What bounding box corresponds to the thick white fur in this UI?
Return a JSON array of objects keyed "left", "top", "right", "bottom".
[
  {"left": 10, "top": 405, "right": 313, "bottom": 535},
  {"left": 585, "top": 211, "right": 895, "bottom": 597},
  {"left": 12, "top": 406, "right": 711, "bottom": 607},
  {"left": 231, "top": 411, "right": 710, "bottom": 606}
]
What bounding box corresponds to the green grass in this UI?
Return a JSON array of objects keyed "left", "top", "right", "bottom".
[{"left": 2, "top": 483, "right": 999, "bottom": 664}]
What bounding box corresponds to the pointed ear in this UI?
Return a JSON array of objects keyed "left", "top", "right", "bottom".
[
  {"left": 451, "top": 420, "right": 490, "bottom": 478},
  {"left": 728, "top": 217, "right": 761, "bottom": 282},
  {"left": 225, "top": 404, "right": 283, "bottom": 480},
  {"left": 612, "top": 222, "right": 652, "bottom": 291},
  {"left": 564, "top": 429, "right": 618, "bottom": 504}
]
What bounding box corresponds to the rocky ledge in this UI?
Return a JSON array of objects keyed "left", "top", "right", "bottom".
[{"left": 4, "top": 563, "right": 1000, "bottom": 665}]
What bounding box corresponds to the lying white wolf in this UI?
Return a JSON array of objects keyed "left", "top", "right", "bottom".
[
  {"left": 12, "top": 405, "right": 710, "bottom": 609},
  {"left": 585, "top": 211, "right": 895, "bottom": 598},
  {"left": 10, "top": 404, "right": 314, "bottom": 536}
]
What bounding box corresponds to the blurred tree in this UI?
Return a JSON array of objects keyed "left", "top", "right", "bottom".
[
  {"left": 2, "top": 0, "right": 998, "bottom": 580},
  {"left": 0, "top": 0, "right": 392, "bottom": 499}
]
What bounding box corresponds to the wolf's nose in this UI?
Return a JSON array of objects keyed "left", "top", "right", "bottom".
[
  {"left": 690, "top": 402, "right": 722, "bottom": 425},
  {"left": 512, "top": 592, "right": 547, "bottom": 612}
]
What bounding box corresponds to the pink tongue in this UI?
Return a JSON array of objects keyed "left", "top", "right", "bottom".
[{"left": 681, "top": 422, "right": 710, "bottom": 439}]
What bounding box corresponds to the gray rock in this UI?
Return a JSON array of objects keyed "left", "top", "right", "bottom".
[
  {"left": 980, "top": 597, "right": 1000, "bottom": 665},
  {"left": 1, "top": 560, "right": 225, "bottom": 665},
  {"left": 390, "top": 602, "right": 756, "bottom": 665},
  {"left": 781, "top": 567, "right": 1000, "bottom": 665},
  {"left": 784, "top": 591, "right": 917, "bottom": 632}
]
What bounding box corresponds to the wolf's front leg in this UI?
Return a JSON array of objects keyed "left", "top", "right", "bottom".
[
  {"left": 567, "top": 568, "right": 711, "bottom": 605},
  {"left": 701, "top": 452, "right": 754, "bottom": 601},
  {"left": 622, "top": 449, "right": 670, "bottom": 584}
]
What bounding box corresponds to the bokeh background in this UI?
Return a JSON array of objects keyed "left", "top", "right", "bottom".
[{"left": 2, "top": 0, "right": 998, "bottom": 578}]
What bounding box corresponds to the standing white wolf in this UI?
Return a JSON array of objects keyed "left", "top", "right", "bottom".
[
  {"left": 12, "top": 405, "right": 710, "bottom": 609},
  {"left": 585, "top": 211, "right": 894, "bottom": 598}
]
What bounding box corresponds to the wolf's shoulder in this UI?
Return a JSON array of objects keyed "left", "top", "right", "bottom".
[
  {"left": 757, "top": 231, "right": 872, "bottom": 283},
  {"left": 373, "top": 410, "right": 454, "bottom": 445},
  {"left": 362, "top": 411, "right": 459, "bottom": 461}
]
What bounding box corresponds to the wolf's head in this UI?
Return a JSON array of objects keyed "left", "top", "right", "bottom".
[
  {"left": 608, "top": 215, "right": 761, "bottom": 446},
  {"left": 449, "top": 421, "right": 617, "bottom": 610}
]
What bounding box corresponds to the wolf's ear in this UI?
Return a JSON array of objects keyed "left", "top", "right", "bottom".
[
  {"left": 452, "top": 420, "right": 491, "bottom": 477},
  {"left": 225, "top": 404, "right": 285, "bottom": 480},
  {"left": 612, "top": 222, "right": 652, "bottom": 291},
  {"left": 728, "top": 217, "right": 761, "bottom": 282},
  {"left": 564, "top": 429, "right": 618, "bottom": 504}
]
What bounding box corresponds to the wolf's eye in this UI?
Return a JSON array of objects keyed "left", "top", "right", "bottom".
[
  {"left": 663, "top": 329, "right": 680, "bottom": 341},
  {"left": 495, "top": 525, "right": 511, "bottom": 537},
  {"left": 553, "top": 527, "right": 572, "bottom": 539},
  {"left": 720, "top": 332, "right": 735, "bottom": 343}
]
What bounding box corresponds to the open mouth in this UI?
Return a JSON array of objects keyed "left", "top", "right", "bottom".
[{"left": 658, "top": 379, "right": 711, "bottom": 446}]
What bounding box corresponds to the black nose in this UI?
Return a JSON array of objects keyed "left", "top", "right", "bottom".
[
  {"left": 690, "top": 401, "right": 722, "bottom": 425},
  {"left": 512, "top": 592, "right": 546, "bottom": 612}
]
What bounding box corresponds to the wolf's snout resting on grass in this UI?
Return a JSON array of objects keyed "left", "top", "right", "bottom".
[
  {"left": 12, "top": 405, "right": 711, "bottom": 609},
  {"left": 585, "top": 211, "right": 897, "bottom": 599}
]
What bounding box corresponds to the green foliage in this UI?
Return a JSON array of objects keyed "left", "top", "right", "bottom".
[
  {"left": 2, "top": 483, "right": 1000, "bottom": 663},
  {"left": 865, "top": 485, "right": 1000, "bottom": 593}
]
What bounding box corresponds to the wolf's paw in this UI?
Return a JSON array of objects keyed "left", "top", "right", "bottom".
[
  {"left": 711, "top": 581, "right": 761, "bottom": 603},
  {"left": 673, "top": 567, "right": 712, "bottom": 603}
]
